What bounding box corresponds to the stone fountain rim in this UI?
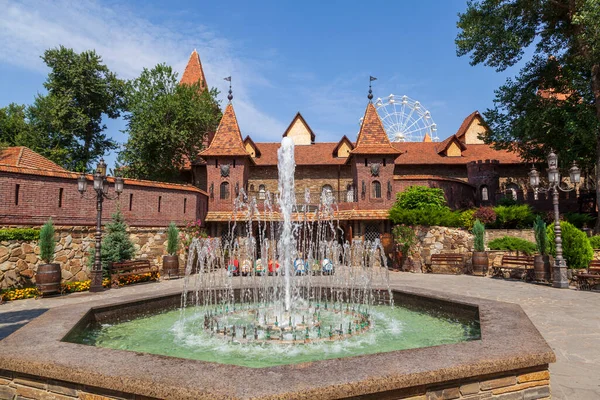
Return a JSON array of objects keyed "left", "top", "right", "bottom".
[{"left": 0, "top": 285, "right": 555, "bottom": 400}]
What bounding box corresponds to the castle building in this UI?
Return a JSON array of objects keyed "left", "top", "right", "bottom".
[{"left": 180, "top": 50, "right": 531, "bottom": 242}]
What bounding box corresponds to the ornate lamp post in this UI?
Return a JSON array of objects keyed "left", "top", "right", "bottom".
[
  {"left": 528, "top": 151, "right": 580, "bottom": 288},
  {"left": 78, "top": 158, "right": 124, "bottom": 292}
]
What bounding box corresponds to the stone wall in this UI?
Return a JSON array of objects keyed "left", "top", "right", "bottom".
[
  {"left": 0, "top": 226, "right": 183, "bottom": 289},
  {"left": 0, "top": 366, "right": 551, "bottom": 399}
]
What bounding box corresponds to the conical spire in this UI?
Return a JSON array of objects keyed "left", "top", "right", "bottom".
[
  {"left": 351, "top": 103, "right": 401, "bottom": 155},
  {"left": 199, "top": 104, "right": 249, "bottom": 157},
  {"left": 180, "top": 49, "right": 207, "bottom": 90}
]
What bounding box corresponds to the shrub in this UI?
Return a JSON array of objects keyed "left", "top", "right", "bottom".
[
  {"left": 389, "top": 207, "right": 462, "bottom": 227},
  {"left": 493, "top": 205, "right": 535, "bottom": 229},
  {"left": 0, "top": 228, "right": 40, "bottom": 241},
  {"left": 488, "top": 236, "right": 537, "bottom": 255},
  {"left": 392, "top": 225, "right": 417, "bottom": 254},
  {"left": 589, "top": 236, "right": 600, "bottom": 249},
  {"left": 88, "top": 210, "right": 136, "bottom": 276},
  {"left": 533, "top": 216, "right": 548, "bottom": 255},
  {"left": 39, "top": 219, "right": 55, "bottom": 264},
  {"left": 496, "top": 196, "right": 518, "bottom": 206},
  {"left": 564, "top": 212, "right": 595, "bottom": 229},
  {"left": 547, "top": 221, "right": 593, "bottom": 269},
  {"left": 460, "top": 209, "right": 476, "bottom": 230},
  {"left": 473, "top": 206, "right": 497, "bottom": 225},
  {"left": 166, "top": 222, "right": 179, "bottom": 255},
  {"left": 394, "top": 186, "right": 447, "bottom": 210},
  {"left": 472, "top": 219, "right": 485, "bottom": 252}
]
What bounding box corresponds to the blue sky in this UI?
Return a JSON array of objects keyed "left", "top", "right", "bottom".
[{"left": 0, "top": 0, "right": 519, "bottom": 168}]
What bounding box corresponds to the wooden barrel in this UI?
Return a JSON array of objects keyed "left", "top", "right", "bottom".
[
  {"left": 35, "top": 263, "right": 61, "bottom": 295},
  {"left": 380, "top": 233, "right": 393, "bottom": 255},
  {"left": 534, "top": 255, "right": 550, "bottom": 282},
  {"left": 163, "top": 255, "right": 179, "bottom": 278},
  {"left": 472, "top": 252, "right": 488, "bottom": 276}
]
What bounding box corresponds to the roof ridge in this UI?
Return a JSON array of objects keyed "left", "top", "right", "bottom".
[{"left": 17, "top": 147, "right": 25, "bottom": 166}]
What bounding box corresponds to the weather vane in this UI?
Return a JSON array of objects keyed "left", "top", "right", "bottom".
[
  {"left": 368, "top": 76, "right": 377, "bottom": 101},
  {"left": 224, "top": 76, "right": 233, "bottom": 102}
]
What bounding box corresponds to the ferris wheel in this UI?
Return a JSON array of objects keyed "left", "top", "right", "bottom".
[{"left": 364, "top": 94, "right": 438, "bottom": 142}]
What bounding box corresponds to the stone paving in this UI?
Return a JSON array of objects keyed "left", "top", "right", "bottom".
[{"left": 0, "top": 273, "right": 598, "bottom": 400}]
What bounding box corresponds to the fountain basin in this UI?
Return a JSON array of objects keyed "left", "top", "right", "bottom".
[{"left": 0, "top": 286, "right": 555, "bottom": 399}]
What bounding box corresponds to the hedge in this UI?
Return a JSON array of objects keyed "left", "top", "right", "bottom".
[
  {"left": 0, "top": 228, "right": 40, "bottom": 241},
  {"left": 488, "top": 236, "right": 537, "bottom": 255},
  {"left": 547, "top": 222, "right": 593, "bottom": 269}
]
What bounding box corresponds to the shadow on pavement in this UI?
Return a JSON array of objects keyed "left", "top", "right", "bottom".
[{"left": 0, "top": 309, "right": 48, "bottom": 340}]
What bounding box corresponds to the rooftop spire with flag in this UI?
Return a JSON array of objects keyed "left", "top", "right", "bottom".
[
  {"left": 368, "top": 76, "right": 377, "bottom": 102},
  {"left": 224, "top": 76, "right": 233, "bottom": 102}
]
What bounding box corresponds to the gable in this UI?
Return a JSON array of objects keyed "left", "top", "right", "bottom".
[
  {"left": 463, "top": 116, "right": 487, "bottom": 144},
  {"left": 245, "top": 142, "right": 256, "bottom": 157},
  {"left": 446, "top": 142, "right": 462, "bottom": 157},
  {"left": 337, "top": 141, "right": 352, "bottom": 158},
  {"left": 283, "top": 114, "right": 314, "bottom": 146}
]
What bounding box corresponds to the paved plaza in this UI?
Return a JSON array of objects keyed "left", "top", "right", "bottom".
[{"left": 0, "top": 273, "right": 598, "bottom": 400}]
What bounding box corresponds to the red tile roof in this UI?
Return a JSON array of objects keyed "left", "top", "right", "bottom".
[
  {"left": 435, "top": 134, "right": 467, "bottom": 155},
  {"left": 392, "top": 142, "right": 523, "bottom": 165},
  {"left": 243, "top": 136, "right": 261, "bottom": 157},
  {"left": 251, "top": 142, "right": 348, "bottom": 166},
  {"left": 351, "top": 103, "right": 401, "bottom": 155},
  {"left": 205, "top": 209, "right": 390, "bottom": 222},
  {"left": 179, "top": 49, "right": 207, "bottom": 90},
  {"left": 283, "top": 112, "right": 315, "bottom": 143},
  {"left": 0, "top": 147, "right": 66, "bottom": 172},
  {"left": 455, "top": 111, "right": 481, "bottom": 141},
  {"left": 199, "top": 104, "right": 251, "bottom": 158}
]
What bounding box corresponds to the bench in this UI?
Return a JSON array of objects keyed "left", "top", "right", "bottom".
[
  {"left": 492, "top": 255, "right": 534, "bottom": 281},
  {"left": 575, "top": 260, "right": 600, "bottom": 290},
  {"left": 108, "top": 260, "right": 158, "bottom": 288},
  {"left": 426, "top": 254, "right": 465, "bottom": 275}
]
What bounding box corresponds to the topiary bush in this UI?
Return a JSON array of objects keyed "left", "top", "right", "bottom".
[
  {"left": 473, "top": 206, "right": 497, "bottom": 225},
  {"left": 472, "top": 219, "right": 485, "bottom": 252},
  {"left": 589, "top": 236, "right": 600, "bottom": 250},
  {"left": 39, "top": 219, "right": 55, "bottom": 264},
  {"left": 493, "top": 205, "right": 535, "bottom": 229},
  {"left": 488, "top": 236, "right": 537, "bottom": 255},
  {"left": 166, "top": 222, "right": 179, "bottom": 255},
  {"left": 547, "top": 221, "right": 593, "bottom": 269},
  {"left": 460, "top": 209, "right": 476, "bottom": 230},
  {"left": 394, "top": 186, "right": 447, "bottom": 210},
  {"left": 533, "top": 216, "right": 548, "bottom": 255}
]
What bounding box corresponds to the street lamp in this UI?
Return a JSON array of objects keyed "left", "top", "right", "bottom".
[
  {"left": 78, "top": 158, "right": 124, "bottom": 292},
  {"left": 528, "top": 151, "right": 580, "bottom": 288}
]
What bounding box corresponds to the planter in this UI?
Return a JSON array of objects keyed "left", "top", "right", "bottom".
[
  {"left": 392, "top": 250, "right": 404, "bottom": 271},
  {"left": 162, "top": 255, "right": 179, "bottom": 279},
  {"left": 472, "top": 251, "right": 488, "bottom": 276},
  {"left": 35, "top": 263, "right": 61, "bottom": 296},
  {"left": 533, "top": 255, "right": 551, "bottom": 282}
]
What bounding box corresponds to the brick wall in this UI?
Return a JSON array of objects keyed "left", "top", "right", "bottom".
[
  {"left": 205, "top": 156, "right": 249, "bottom": 211},
  {"left": 353, "top": 156, "right": 396, "bottom": 210},
  {"left": 0, "top": 172, "right": 207, "bottom": 227}
]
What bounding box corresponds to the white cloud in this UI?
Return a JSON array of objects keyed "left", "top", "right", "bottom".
[{"left": 0, "top": 0, "right": 286, "bottom": 141}]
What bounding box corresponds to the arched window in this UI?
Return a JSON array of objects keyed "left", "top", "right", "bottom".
[
  {"left": 372, "top": 181, "right": 382, "bottom": 199},
  {"left": 220, "top": 182, "right": 230, "bottom": 200},
  {"left": 506, "top": 183, "right": 519, "bottom": 200},
  {"left": 258, "top": 184, "right": 266, "bottom": 200},
  {"left": 481, "top": 185, "right": 489, "bottom": 201},
  {"left": 346, "top": 184, "right": 355, "bottom": 202}
]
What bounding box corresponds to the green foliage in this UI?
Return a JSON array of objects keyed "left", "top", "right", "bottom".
[
  {"left": 493, "top": 205, "right": 535, "bottom": 229},
  {"left": 166, "top": 222, "right": 180, "bottom": 256},
  {"left": 460, "top": 209, "right": 476, "bottom": 230},
  {"left": 394, "top": 186, "right": 447, "bottom": 210},
  {"left": 533, "top": 216, "right": 548, "bottom": 255},
  {"left": 392, "top": 225, "right": 417, "bottom": 254},
  {"left": 389, "top": 207, "right": 462, "bottom": 228},
  {"left": 456, "top": 0, "right": 600, "bottom": 229},
  {"left": 39, "top": 219, "right": 55, "bottom": 264},
  {"left": 0, "top": 103, "right": 32, "bottom": 147},
  {"left": 488, "top": 236, "right": 537, "bottom": 255},
  {"left": 88, "top": 210, "right": 136, "bottom": 276},
  {"left": 0, "top": 228, "right": 40, "bottom": 241},
  {"left": 564, "top": 212, "right": 595, "bottom": 229},
  {"left": 589, "top": 235, "right": 600, "bottom": 249},
  {"left": 496, "top": 196, "right": 518, "bottom": 207},
  {"left": 547, "top": 221, "right": 593, "bottom": 269},
  {"left": 119, "top": 64, "right": 222, "bottom": 181},
  {"left": 472, "top": 220, "right": 485, "bottom": 252}
]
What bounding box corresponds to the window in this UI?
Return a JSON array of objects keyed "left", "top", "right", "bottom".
[
  {"left": 15, "top": 184, "right": 20, "bottom": 205},
  {"left": 506, "top": 183, "right": 519, "bottom": 200},
  {"left": 258, "top": 184, "right": 266, "bottom": 200},
  {"left": 158, "top": 196, "right": 162, "bottom": 212},
  {"left": 184, "top": 198, "right": 187, "bottom": 214},
  {"left": 233, "top": 159, "right": 236, "bottom": 168},
  {"left": 215, "top": 159, "right": 218, "bottom": 168},
  {"left": 481, "top": 186, "right": 489, "bottom": 202},
  {"left": 346, "top": 185, "right": 355, "bottom": 202},
  {"left": 372, "top": 181, "right": 381, "bottom": 199},
  {"left": 364, "top": 158, "right": 368, "bottom": 167},
  {"left": 129, "top": 193, "right": 133, "bottom": 211},
  {"left": 58, "top": 188, "right": 63, "bottom": 208},
  {"left": 220, "top": 182, "right": 230, "bottom": 200},
  {"left": 383, "top": 158, "right": 386, "bottom": 167}
]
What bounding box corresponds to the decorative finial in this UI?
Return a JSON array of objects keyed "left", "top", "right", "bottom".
[
  {"left": 368, "top": 76, "right": 377, "bottom": 101},
  {"left": 224, "top": 76, "right": 233, "bottom": 102}
]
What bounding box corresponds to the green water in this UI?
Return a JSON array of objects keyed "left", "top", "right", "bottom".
[{"left": 67, "top": 305, "right": 480, "bottom": 368}]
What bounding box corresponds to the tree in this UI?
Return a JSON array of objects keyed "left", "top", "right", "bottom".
[
  {"left": 119, "top": 63, "right": 221, "bottom": 182},
  {"left": 456, "top": 0, "right": 600, "bottom": 231},
  {"left": 32, "top": 46, "right": 125, "bottom": 171},
  {"left": 0, "top": 103, "right": 31, "bottom": 148},
  {"left": 88, "top": 210, "right": 135, "bottom": 276}
]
